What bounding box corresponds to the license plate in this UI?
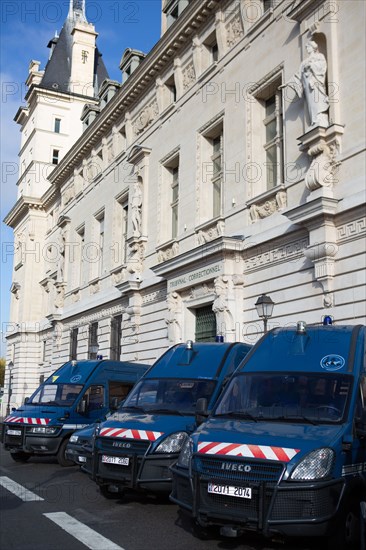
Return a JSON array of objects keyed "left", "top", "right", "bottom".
[
  {"left": 78, "top": 456, "right": 87, "bottom": 463},
  {"left": 7, "top": 429, "right": 21, "bottom": 436},
  {"left": 101, "top": 455, "right": 129, "bottom": 466},
  {"left": 208, "top": 483, "right": 252, "bottom": 499}
]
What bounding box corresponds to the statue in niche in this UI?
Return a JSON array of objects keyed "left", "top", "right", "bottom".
[
  {"left": 281, "top": 40, "right": 329, "bottom": 128},
  {"left": 131, "top": 179, "right": 142, "bottom": 236},
  {"left": 213, "top": 276, "right": 234, "bottom": 336},
  {"left": 165, "top": 292, "right": 182, "bottom": 343},
  {"left": 56, "top": 228, "right": 66, "bottom": 282}
]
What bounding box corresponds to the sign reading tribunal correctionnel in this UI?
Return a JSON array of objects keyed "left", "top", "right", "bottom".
[{"left": 167, "top": 263, "right": 223, "bottom": 293}]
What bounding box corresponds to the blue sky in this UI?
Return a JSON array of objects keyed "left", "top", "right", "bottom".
[{"left": 0, "top": 0, "right": 161, "bottom": 356}]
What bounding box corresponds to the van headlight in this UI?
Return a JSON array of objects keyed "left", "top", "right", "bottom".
[
  {"left": 177, "top": 437, "right": 193, "bottom": 469},
  {"left": 69, "top": 434, "right": 79, "bottom": 443},
  {"left": 290, "top": 448, "right": 334, "bottom": 480},
  {"left": 26, "top": 426, "right": 59, "bottom": 435},
  {"left": 154, "top": 432, "right": 188, "bottom": 454}
]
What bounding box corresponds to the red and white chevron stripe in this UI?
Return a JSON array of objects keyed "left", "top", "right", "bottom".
[
  {"left": 5, "top": 416, "right": 51, "bottom": 425},
  {"left": 100, "top": 427, "right": 163, "bottom": 441},
  {"left": 197, "top": 441, "right": 300, "bottom": 462}
]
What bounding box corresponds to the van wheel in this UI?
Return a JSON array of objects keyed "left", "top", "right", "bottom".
[
  {"left": 327, "top": 499, "right": 360, "bottom": 550},
  {"left": 10, "top": 451, "right": 30, "bottom": 462},
  {"left": 57, "top": 439, "right": 75, "bottom": 467}
]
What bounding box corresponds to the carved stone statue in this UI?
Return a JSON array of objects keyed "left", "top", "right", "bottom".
[
  {"left": 282, "top": 40, "right": 329, "bottom": 128},
  {"left": 56, "top": 228, "right": 66, "bottom": 282},
  {"left": 213, "top": 276, "right": 234, "bottom": 336},
  {"left": 165, "top": 292, "right": 182, "bottom": 343},
  {"left": 131, "top": 179, "right": 142, "bottom": 236}
]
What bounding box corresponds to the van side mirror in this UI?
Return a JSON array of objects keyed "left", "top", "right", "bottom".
[
  {"left": 77, "top": 398, "right": 87, "bottom": 415},
  {"left": 110, "top": 397, "right": 120, "bottom": 410},
  {"left": 195, "top": 397, "right": 208, "bottom": 426},
  {"left": 24, "top": 397, "right": 29, "bottom": 404}
]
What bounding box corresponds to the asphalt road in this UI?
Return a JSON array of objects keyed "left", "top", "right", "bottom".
[{"left": 0, "top": 445, "right": 325, "bottom": 550}]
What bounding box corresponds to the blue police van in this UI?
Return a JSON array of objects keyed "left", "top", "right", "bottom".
[
  {"left": 171, "top": 322, "right": 366, "bottom": 549},
  {"left": 87, "top": 340, "right": 251, "bottom": 498},
  {"left": 1, "top": 359, "right": 148, "bottom": 466}
]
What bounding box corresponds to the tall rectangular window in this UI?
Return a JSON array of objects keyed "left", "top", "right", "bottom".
[
  {"left": 251, "top": 74, "right": 283, "bottom": 195},
  {"left": 263, "top": 92, "right": 283, "bottom": 189},
  {"left": 70, "top": 327, "right": 78, "bottom": 360},
  {"left": 171, "top": 165, "right": 179, "bottom": 239},
  {"left": 122, "top": 203, "right": 129, "bottom": 262},
  {"left": 160, "top": 150, "right": 180, "bottom": 243},
  {"left": 54, "top": 118, "right": 61, "bottom": 133},
  {"left": 52, "top": 149, "right": 59, "bottom": 165},
  {"left": 211, "top": 134, "right": 223, "bottom": 217},
  {"left": 110, "top": 315, "right": 122, "bottom": 360},
  {"left": 76, "top": 226, "right": 85, "bottom": 287},
  {"left": 89, "top": 322, "right": 98, "bottom": 359},
  {"left": 199, "top": 117, "right": 224, "bottom": 223},
  {"left": 203, "top": 31, "right": 219, "bottom": 67},
  {"left": 95, "top": 213, "right": 105, "bottom": 276}
]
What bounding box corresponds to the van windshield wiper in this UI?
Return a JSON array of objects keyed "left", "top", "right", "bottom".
[
  {"left": 215, "top": 411, "right": 258, "bottom": 422},
  {"left": 150, "top": 408, "right": 184, "bottom": 416},
  {"left": 122, "top": 405, "right": 147, "bottom": 413}
]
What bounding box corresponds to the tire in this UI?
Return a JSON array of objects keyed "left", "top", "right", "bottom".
[
  {"left": 327, "top": 498, "right": 361, "bottom": 550},
  {"left": 10, "top": 451, "right": 30, "bottom": 463},
  {"left": 99, "top": 485, "right": 123, "bottom": 499},
  {"left": 57, "top": 439, "right": 76, "bottom": 467}
]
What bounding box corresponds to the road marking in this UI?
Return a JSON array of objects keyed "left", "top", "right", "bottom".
[
  {"left": 44, "top": 512, "right": 125, "bottom": 550},
  {"left": 0, "top": 476, "right": 44, "bottom": 501}
]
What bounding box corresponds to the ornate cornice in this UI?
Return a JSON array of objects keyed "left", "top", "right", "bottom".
[{"left": 3, "top": 196, "right": 45, "bottom": 228}]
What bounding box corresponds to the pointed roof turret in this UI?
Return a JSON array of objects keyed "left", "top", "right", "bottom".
[{"left": 39, "top": 0, "right": 108, "bottom": 97}]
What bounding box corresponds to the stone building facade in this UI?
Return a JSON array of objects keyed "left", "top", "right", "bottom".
[{"left": 4, "top": 0, "right": 366, "bottom": 409}]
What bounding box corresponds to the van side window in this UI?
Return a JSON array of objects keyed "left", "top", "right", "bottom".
[
  {"left": 84, "top": 385, "right": 104, "bottom": 411},
  {"left": 109, "top": 381, "right": 133, "bottom": 407}
]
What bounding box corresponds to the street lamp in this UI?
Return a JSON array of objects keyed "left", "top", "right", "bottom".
[
  {"left": 6, "top": 361, "right": 14, "bottom": 416},
  {"left": 255, "top": 294, "right": 275, "bottom": 333}
]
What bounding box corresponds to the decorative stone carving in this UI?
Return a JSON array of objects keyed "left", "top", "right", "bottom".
[
  {"left": 63, "top": 183, "right": 75, "bottom": 205},
  {"left": 90, "top": 281, "right": 100, "bottom": 294},
  {"left": 72, "top": 291, "right": 80, "bottom": 302},
  {"left": 11, "top": 282, "right": 21, "bottom": 300},
  {"left": 133, "top": 99, "right": 159, "bottom": 135},
  {"left": 213, "top": 276, "right": 234, "bottom": 336},
  {"left": 226, "top": 14, "right": 244, "bottom": 48},
  {"left": 304, "top": 241, "right": 338, "bottom": 307},
  {"left": 182, "top": 62, "right": 195, "bottom": 91},
  {"left": 157, "top": 241, "right": 179, "bottom": 263},
  {"left": 126, "top": 240, "right": 144, "bottom": 276},
  {"left": 112, "top": 268, "right": 126, "bottom": 285},
  {"left": 187, "top": 283, "right": 214, "bottom": 301},
  {"left": 165, "top": 291, "right": 182, "bottom": 343},
  {"left": 123, "top": 291, "right": 142, "bottom": 344},
  {"left": 53, "top": 321, "right": 63, "bottom": 350},
  {"left": 197, "top": 220, "right": 225, "bottom": 245},
  {"left": 54, "top": 283, "right": 66, "bottom": 309},
  {"left": 249, "top": 191, "right": 287, "bottom": 222},
  {"left": 298, "top": 124, "right": 344, "bottom": 192}
]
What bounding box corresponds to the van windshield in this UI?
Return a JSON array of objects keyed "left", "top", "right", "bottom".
[
  {"left": 122, "top": 378, "right": 216, "bottom": 415},
  {"left": 215, "top": 373, "right": 352, "bottom": 424},
  {"left": 29, "top": 384, "right": 83, "bottom": 406}
]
